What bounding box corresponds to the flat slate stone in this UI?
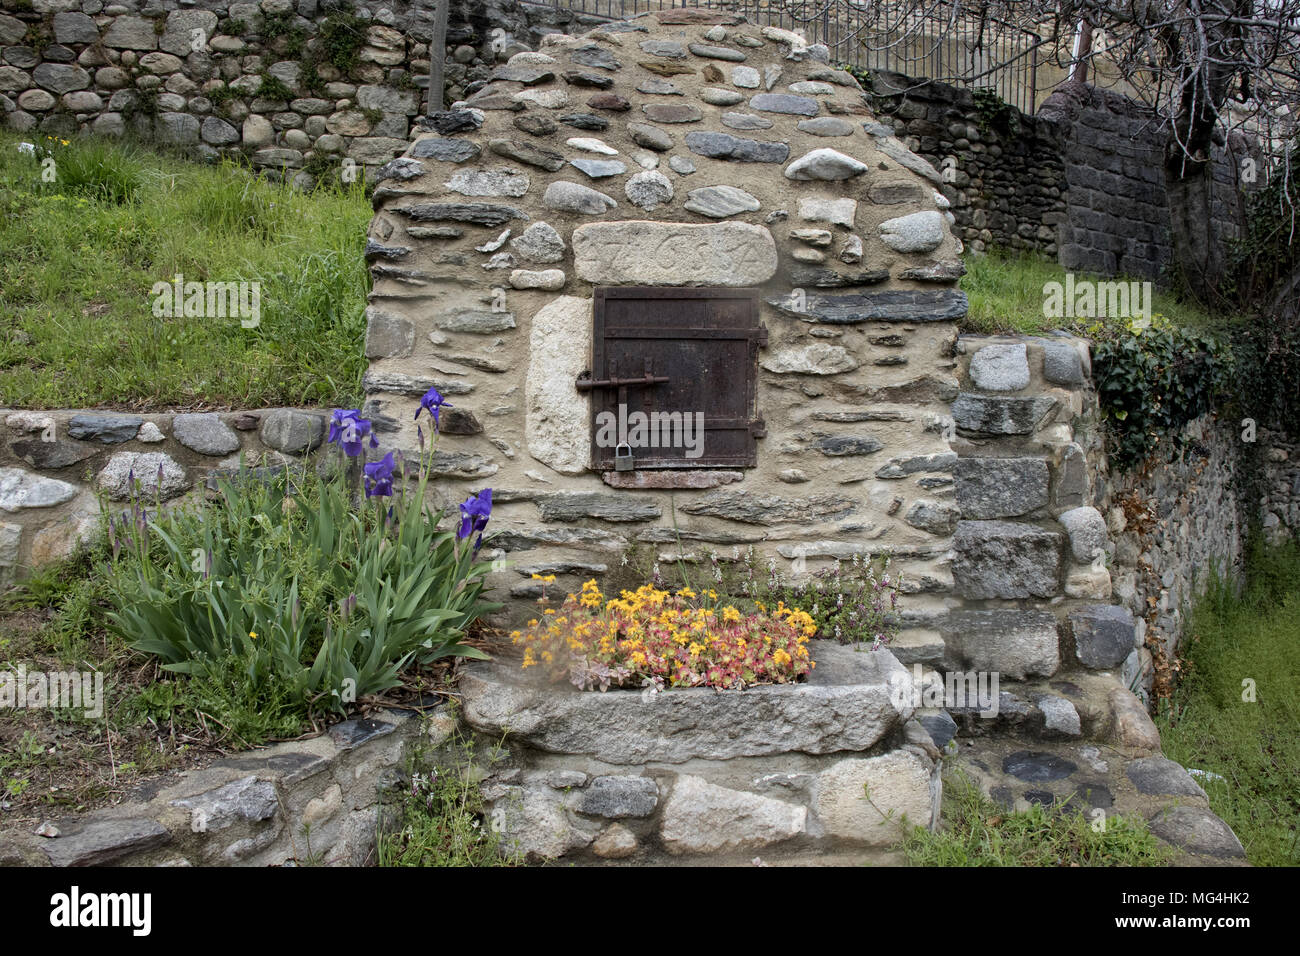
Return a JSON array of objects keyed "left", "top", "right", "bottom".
[
  {"left": 875, "top": 452, "right": 958, "bottom": 478},
  {"left": 171, "top": 775, "right": 278, "bottom": 829},
  {"left": 423, "top": 110, "right": 482, "bottom": 135},
  {"left": 67, "top": 414, "right": 142, "bottom": 443},
  {"left": 42, "top": 817, "right": 171, "bottom": 866},
  {"left": 638, "top": 60, "right": 696, "bottom": 77},
  {"left": 488, "top": 138, "right": 565, "bottom": 171},
  {"left": 898, "top": 260, "right": 967, "bottom": 282},
  {"left": 585, "top": 94, "right": 629, "bottom": 112},
  {"left": 869, "top": 132, "right": 944, "bottom": 184},
  {"left": 397, "top": 203, "right": 528, "bottom": 227},
  {"left": 490, "top": 64, "right": 555, "bottom": 85},
  {"left": 214, "top": 751, "right": 330, "bottom": 785},
  {"left": 410, "top": 136, "right": 480, "bottom": 162},
  {"left": 436, "top": 312, "right": 517, "bottom": 335},
  {"left": 577, "top": 776, "right": 659, "bottom": 818},
  {"left": 570, "top": 45, "right": 621, "bottom": 70},
  {"left": 786, "top": 267, "right": 890, "bottom": 288},
  {"left": 569, "top": 157, "right": 627, "bottom": 178},
  {"left": 445, "top": 168, "right": 530, "bottom": 198},
  {"left": 681, "top": 490, "right": 855, "bottom": 524},
  {"left": 11, "top": 438, "right": 97, "bottom": 469},
  {"left": 797, "top": 116, "right": 855, "bottom": 136},
  {"left": 513, "top": 112, "right": 559, "bottom": 136},
  {"left": 639, "top": 38, "right": 687, "bottom": 58},
  {"left": 563, "top": 70, "right": 615, "bottom": 89},
  {"left": 558, "top": 112, "right": 610, "bottom": 130},
  {"left": 535, "top": 491, "right": 661, "bottom": 522},
  {"left": 329, "top": 716, "right": 398, "bottom": 750},
  {"left": 642, "top": 103, "right": 702, "bottom": 123},
  {"left": 636, "top": 77, "right": 681, "bottom": 95},
  {"left": 766, "top": 288, "right": 968, "bottom": 323},
  {"left": 683, "top": 184, "right": 760, "bottom": 218},
  {"left": 815, "top": 436, "right": 883, "bottom": 456},
  {"left": 684, "top": 131, "right": 789, "bottom": 163},
  {"left": 750, "top": 92, "right": 819, "bottom": 116},
  {"left": 721, "top": 111, "right": 773, "bottom": 130},
  {"left": 688, "top": 43, "right": 746, "bottom": 61}
]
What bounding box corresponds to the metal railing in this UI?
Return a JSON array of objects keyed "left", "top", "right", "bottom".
[{"left": 538, "top": 0, "right": 1042, "bottom": 114}]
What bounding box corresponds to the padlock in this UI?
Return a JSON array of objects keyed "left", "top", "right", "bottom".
[{"left": 614, "top": 443, "right": 634, "bottom": 472}]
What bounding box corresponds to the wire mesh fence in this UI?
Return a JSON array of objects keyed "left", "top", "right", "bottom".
[{"left": 536, "top": 0, "right": 1042, "bottom": 114}]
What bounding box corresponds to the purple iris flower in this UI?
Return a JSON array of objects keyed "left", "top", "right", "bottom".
[
  {"left": 457, "top": 488, "right": 492, "bottom": 549},
  {"left": 328, "top": 409, "right": 378, "bottom": 458},
  {"left": 363, "top": 452, "right": 396, "bottom": 498},
  {"left": 414, "top": 386, "right": 452, "bottom": 431}
]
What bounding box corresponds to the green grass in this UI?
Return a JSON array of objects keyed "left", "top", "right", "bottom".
[
  {"left": 1156, "top": 541, "right": 1300, "bottom": 866},
  {"left": 0, "top": 131, "right": 371, "bottom": 410},
  {"left": 900, "top": 770, "right": 1174, "bottom": 866},
  {"left": 959, "top": 249, "right": 1229, "bottom": 335}
]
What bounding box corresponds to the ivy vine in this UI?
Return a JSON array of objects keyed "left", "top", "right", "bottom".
[{"left": 1091, "top": 315, "right": 1234, "bottom": 472}]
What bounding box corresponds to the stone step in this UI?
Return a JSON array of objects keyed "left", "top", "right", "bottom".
[
  {"left": 908, "top": 670, "right": 1160, "bottom": 749},
  {"left": 949, "top": 736, "right": 1249, "bottom": 865}
]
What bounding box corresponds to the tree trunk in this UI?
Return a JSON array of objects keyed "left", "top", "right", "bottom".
[{"left": 1164, "top": 163, "right": 1223, "bottom": 302}]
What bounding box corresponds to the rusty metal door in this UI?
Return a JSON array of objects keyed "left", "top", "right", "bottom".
[{"left": 582, "top": 286, "right": 766, "bottom": 470}]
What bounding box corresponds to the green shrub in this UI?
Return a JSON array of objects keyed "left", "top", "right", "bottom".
[
  {"left": 102, "top": 449, "right": 501, "bottom": 720},
  {"left": 318, "top": 3, "right": 369, "bottom": 75},
  {"left": 1091, "top": 314, "right": 1234, "bottom": 472},
  {"left": 256, "top": 73, "right": 296, "bottom": 102}
]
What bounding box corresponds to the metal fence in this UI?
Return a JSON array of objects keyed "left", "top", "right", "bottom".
[{"left": 539, "top": 0, "right": 1042, "bottom": 114}]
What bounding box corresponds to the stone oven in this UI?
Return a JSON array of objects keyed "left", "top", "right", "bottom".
[{"left": 363, "top": 9, "right": 970, "bottom": 628}]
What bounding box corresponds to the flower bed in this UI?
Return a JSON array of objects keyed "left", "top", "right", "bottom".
[
  {"left": 510, "top": 581, "right": 817, "bottom": 691},
  {"left": 103, "top": 390, "right": 500, "bottom": 728}
]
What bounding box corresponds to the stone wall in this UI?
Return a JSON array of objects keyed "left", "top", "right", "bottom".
[
  {"left": 0, "top": 0, "right": 618, "bottom": 179},
  {"left": 1261, "top": 426, "right": 1300, "bottom": 544},
  {"left": 362, "top": 11, "right": 971, "bottom": 644},
  {"left": 1040, "top": 86, "right": 1246, "bottom": 280},
  {"left": 863, "top": 73, "right": 1247, "bottom": 278},
  {"left": 863, "top": 70, "right": 1068, "bottom": 258},
  {"left": 0, "top": 406, "right": 331, "bottom": 583},
  {"left": 0, "top": 707, "right": 436, "bottom": 866},
  {"left": 1103, "top": 417, "right": 1246, "bottom": 701}
]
